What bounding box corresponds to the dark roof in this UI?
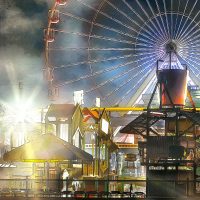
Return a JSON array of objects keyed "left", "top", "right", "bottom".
[{"left": 46, "top": 104, "right": 76, "bottom": 119}]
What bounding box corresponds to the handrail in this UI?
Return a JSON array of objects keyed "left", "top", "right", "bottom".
[{"left": 0, "top": 178, "right": 199, "bottom": 198}]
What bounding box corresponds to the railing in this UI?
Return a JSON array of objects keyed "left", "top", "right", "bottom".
[{"left": 0, "top": 178, "right": 199, "bottom": 198}]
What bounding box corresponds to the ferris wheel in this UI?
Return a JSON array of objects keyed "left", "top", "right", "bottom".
[{"left": 44, "top": 0, "right": 200, "bottom": 107}]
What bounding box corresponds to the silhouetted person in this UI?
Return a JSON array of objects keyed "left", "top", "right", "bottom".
[
  {"left": 56, "top": 165, "right": 62, "bottom": 191},
  {"left": 72, "top": 178, "right": 80, "bottom": 191},
  {"left": 186, "top": 149, "right": 194, "bottom": 160},
  {"left": 61, "top": 169, "right": 69, "bottom": 192},
  {"left": 130, "top": 184, "right": 133, "bottom": 197}
]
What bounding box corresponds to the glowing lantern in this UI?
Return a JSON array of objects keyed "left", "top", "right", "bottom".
[
  {"left": 49, "top": 10, "right": 60, "bottom": 24},
  {"left": 56, "top": 0, "right": 67, "bottom": 6},
  {"left": 44, "top": 29, "right": 55, "bottom": 43}
]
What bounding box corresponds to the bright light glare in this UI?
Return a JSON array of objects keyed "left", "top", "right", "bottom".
[
  {"left": 4, "top": 99, "right": 41, "bottom": 124},
  {"left": 1, "top": 97, "right": 43, "bottom": 147}
]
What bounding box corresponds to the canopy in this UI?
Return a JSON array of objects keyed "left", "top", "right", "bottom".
[{"left": 3, "top": 134, "right": 93, "bottom": 162}]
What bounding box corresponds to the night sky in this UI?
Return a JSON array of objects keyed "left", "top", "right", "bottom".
[{"left": 0, "top": 0, "right": 53, "bottom": 109}]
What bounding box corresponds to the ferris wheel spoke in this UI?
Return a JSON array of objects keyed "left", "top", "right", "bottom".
[
  {"left": 155, "top": 50, "right": 166, "bottom": 59},
  {"left": 68, "top": 0, "right": 162, "bottom": 44},
  {"left": 48, "top": 47, "right": 92, "bottom": 51},
  {"left": 76, "top": 0, "right": 148, "bottom": 38},
  {"left": 187, "top": 59, "right": 200, "bottom": 72},
  {"left": 49, "top": 46, "right": 135, "bottom": 51},
  {"left": 145, "top": 77, "right": 157, "bottom": 94},
  {"left": 60, "top": 11, "right": 138, "bottom": 41},
  {"left": 186, "top": 53, "right": 200, "bottom": 62},
  {"left": 162, "top": 0, "right": 171, "bottom": 39},
  {"left": 137, "top": 25, "right": 163, "bottom": 46},
  {"left": 186, "top": 64, "right": 200, "bottom": 77},
  {"left": 178, "top": 51, "right": 200, "bottom": 59},
  {"left": 134, "top": 41, "right": 155, "bottom": 48},
  {"left": 57, "top": 60, "right": 136, "bottom": 87},
  {"left": 122, "top": 0, "right": 145, "bottom": 23},
  {"left": 103, "top": 67, "right": 150, "bottom": 103},
  {"left": 85, "top": 61, "right": 151, "bottom": 94},
  {"left": 57, "top": 52, "right": 156, "bottom": 88},
  {"left": 174, "top": 0, "right": 190, "bottom": 39},
  {"left": 53, "top": 54, "right": 136, "bottom": 69},
  {"left": 90, "top": 35, "right": 135, "bottom": 45},
  {"left": 135, "top": 52, "right": 158, "bottom": 59},
  {"left": 122, "top": 0, "right": 158, "bottom": 39},
  {"left": 60, "top": 11, "right": 91, "bottom": 24},
  {"left": 176, "top": 0, "right": 198, "bottom": 40},
  {"left": 179, "top": 47, "right": 200, "bottom": 52},
  {"left": 49, "top": 43, "right": 137, "bottom": 51},
  {"left": 100, "top": 47, "right": 134, "bottom": 51},
  {"left": 179, "top": 45, "right": 200, "bottom": 53},
  {"left": 54, "top": 29, "right": 137, "bottom": 45},
  {"left": 130, "top": 52, "right": 157, "bottom": 64},
  {"left": 105, "top": 0, "right": 141, "bottom": 29},
  {"left": 102, "top": 54, "right": 157, "bottom": 100},
  {"left": 146, "top": 0, "right": 167, "bottom": 41},
  {"left": 170, "top": 0, "right": 173, "bottom": 38},
  {"left": 186, "top": 59, "right": 200, "bottom": 75},
  {"left": 179, "top": 54, "right": 200, "bottom": 74},
  {"left": 99, "top": 14, "right": 158, "bottom": 43},
  {"left": 106, "top": 0, "right": 161, "bottom": 42},
  {"left": 175, "top": 38, "right": 190, "bottom": 48},
  {"left": 115, "top": 68, "right": 152, "bottom": 105},
  {"left": 176, "top": 10, "right": 200, "bottom": 41},
  {"left": 136, "top": 0, "right": 165, "bottom": 40},
  {"left": 176, "top": 34, "right": 196, "bottom": 46},
  {"left": 137, "top": 42, "right": 155, "bottom": 49},
  {"left": 186, "top": 49, "right": 200, "bottom": 54},
  {"left": 179, "top": 33, "right": 200, "bottom": 47},
  {"left": 96, "top": 12, "right": 138, "bottom": 35},
  {"left": 54, "top": 29, "right": 89, "bottom": 37},
  {"left": 93, "top": 22, "right": 137, "bottom": 40},
  {"left": 177, "top": 26, "right": 200, "bottom": 46},
  {"left": 122, "top": 0, "right": 162, "bottom": 40},
  {"left": 143, "top": 18, "right": 165, "bottom": 41},
  {"left": 131, "top": 52, "right": 157, "bottom": 64},
  {"left": 154, "top": 0, "right": 169, "bottom": 39},
  {"left": 135, "top": 47, "right": 155, "bottom": 52},
  {"left": 172, "top": 0, "right": 180, "bottom": 38}
]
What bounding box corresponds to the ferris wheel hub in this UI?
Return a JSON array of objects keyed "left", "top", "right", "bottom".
[{"left": 165, "top": 41, "right": 177, "bottom": 53}]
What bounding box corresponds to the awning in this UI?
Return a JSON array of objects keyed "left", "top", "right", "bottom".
[{"left": 3, "top": 133, "right": 93, "bottom": 162}]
